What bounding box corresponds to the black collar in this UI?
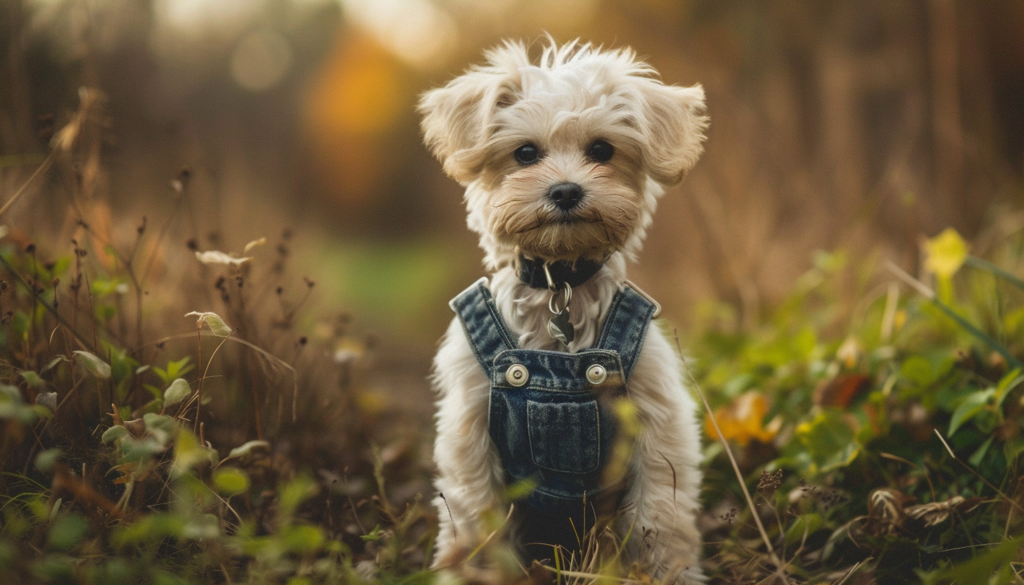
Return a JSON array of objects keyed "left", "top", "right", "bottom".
[{"left": 517, "top": 255, "right": 604, "bottom": 289}]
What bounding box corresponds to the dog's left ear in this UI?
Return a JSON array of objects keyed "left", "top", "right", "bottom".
[{"left": 638, "top": 82, "right": 708, "bottom": 186}]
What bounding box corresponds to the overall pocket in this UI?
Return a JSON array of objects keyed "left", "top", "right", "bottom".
[{"left": 526, "top": 399, "right": 600, "bottom": 474}]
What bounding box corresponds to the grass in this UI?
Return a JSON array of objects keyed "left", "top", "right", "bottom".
[{"left": 1, "top": 91, "right": 1023, "bottom": 585}]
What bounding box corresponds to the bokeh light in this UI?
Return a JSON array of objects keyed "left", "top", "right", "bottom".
[{"left": 231, "top": 29, "right": 293, "bottom": 91}]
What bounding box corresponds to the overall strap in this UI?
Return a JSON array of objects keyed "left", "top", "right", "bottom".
[
  {"left": 450, "top": 277, "right": 518, "bottom": 375},
  {"left": 595, "top": 284, "right": 658, "bottom": 380}
]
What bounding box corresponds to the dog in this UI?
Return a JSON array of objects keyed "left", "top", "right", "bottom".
[{"left": 419, "top": 39, "right": 708, "bottom": 583}]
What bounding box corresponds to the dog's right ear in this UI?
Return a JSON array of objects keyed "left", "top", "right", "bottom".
[{"left": 419, "top": 43, "right": 527, "bottom": 185}]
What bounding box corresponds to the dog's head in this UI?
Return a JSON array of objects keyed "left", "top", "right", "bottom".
[{"left": 419, "top": 39, "right": 707, "bottom": 268}]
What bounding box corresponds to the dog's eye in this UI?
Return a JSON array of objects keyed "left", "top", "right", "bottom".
[
  {"left": 587, "top": 140, "right": 614, "bottom": 163},
  {"left": 514, "top": 144, "right": 540, "bottom": 165}
]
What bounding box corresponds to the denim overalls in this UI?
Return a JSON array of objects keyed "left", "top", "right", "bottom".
[{"left": 450, "top": 277, "right": 657, "bottom": 556}]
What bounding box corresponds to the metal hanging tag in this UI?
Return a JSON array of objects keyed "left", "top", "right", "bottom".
[
  {"left": 547, "top": 307, "right": 574, "bottom": 345},
  {"left": 543, "top": 264, "right": 575, "bottom": 345}
]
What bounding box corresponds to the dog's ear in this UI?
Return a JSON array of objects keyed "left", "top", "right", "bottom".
[
  {"left": 637, "top": 82, "right": 708, "bottom": 186},
  {"left": 419, "top": 44, "right": 527, "bottom": 185}
]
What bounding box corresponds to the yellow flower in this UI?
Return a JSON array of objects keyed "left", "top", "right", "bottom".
[
  {"left": 705, "top": 392, "right": 778, "bottom": 446},
  {"left": 924, "top": 228, "right": 969, "bottom": 279}
]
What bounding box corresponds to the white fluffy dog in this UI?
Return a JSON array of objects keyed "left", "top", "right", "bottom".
[{"left": 420, "top": 39, "right": 708, "bottom": 582}]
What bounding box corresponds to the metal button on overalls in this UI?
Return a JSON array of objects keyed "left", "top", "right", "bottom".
[{"left": 505, "top": 364, "right": 529, "bottom": 387}]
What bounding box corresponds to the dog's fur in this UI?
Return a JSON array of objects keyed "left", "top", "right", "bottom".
[{"left": 420, "top": 39, "right": 708, "bottom": 582}]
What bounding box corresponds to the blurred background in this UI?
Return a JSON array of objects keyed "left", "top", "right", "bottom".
[{"left": 1, "top": 0, "right": 1023, "bottom": 371}]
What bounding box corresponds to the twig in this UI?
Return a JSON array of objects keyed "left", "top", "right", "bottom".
[
  {"left": 886, "top": 261, "right": 935, "bottom": 298},
  {"left": 934, "top": 429, "right": 1024, "bottom": 513},
  {"left": 194, "top": 327, "right": 203, "bottom": 431},
  {"left": 658, "top": 450, "right": 677, "bottom": 506},
  {"left": 439, "top": 492, "right": 456, "bottom": 539},
  {"left": 833, "top": 558, "right": 867, "bottom": 585},
  {"left": 0, "top": 255, "right": 94, "bottom": 352},
  {"left": 0, "top": 154, "right": 54, "bottom": 219},
  {"left": 673, "top": 330, "right": 791, "bottom": 584},
  {"left": 182, "top": 333, "right": 232, "bottom": 429},
  {"left": 464, "top": 504, "right": 515, "bottom": 564}
]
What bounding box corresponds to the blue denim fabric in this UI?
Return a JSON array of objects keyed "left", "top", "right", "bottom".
[{"left": 449, "top": 278, "right": 656, "bottom": 553}]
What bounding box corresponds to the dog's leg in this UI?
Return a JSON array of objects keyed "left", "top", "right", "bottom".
[
  {"left": 616, "top": 329, "right": 705, "bottom": 583},
  {"left": 431, "top": 320, "right": 505, "bottom": 568}
]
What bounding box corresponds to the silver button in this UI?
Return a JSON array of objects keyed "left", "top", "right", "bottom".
[
  {"left": 505, "top": 364, "right": 529, "bottom": 387},
  {"left": 586, "top": 364, "right": 607, "bottom": 386}
]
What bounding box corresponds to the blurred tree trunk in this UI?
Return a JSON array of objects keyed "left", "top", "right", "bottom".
[{"left": 927, "top": 0, "right": 963, "bottom": 225}]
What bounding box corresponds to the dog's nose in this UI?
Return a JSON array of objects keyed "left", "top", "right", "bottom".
[{"left": 548, "top": 183, "right": 584, "bottom": 211}]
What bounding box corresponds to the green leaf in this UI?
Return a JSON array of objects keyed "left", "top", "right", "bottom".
[
  {"left": 948, "top": 388, "right": 995, "bottom": 436},
  {"left": 184, "top": 311, "right": 232, "bottom": 337},
  {"left": 0, "top": 384, "right": 38, "bottom": 424},
  {"left": 91, "top": 558, "right": 138, "bottom": 584},
  {"left": 1004, "top": 435, "right": 1024, "bottom": 465},
  {"left": 162, "top": 378, "right": 191, "bottom": 407},
  {"left": 181, "top": 513, "right": 220, "bottom": 540},
  {"left": 920, "top": 538, "right": 1022, "bottom": 585},
  {"left": 48, "top": 513, "right": 89, "bottom": 550},
  {"left": 20, "top": 371, "right": 44, "bottom": 388},
  {"left": 994, "top": 368, "right": 1023, "bottom": 407},
  {"left": 31, "top": 554, "right": 74, "bottom": 580},
  {"left": 784, "top": 513, "right": 825, "bottom": 546},
  {"left": 73, "top": 351, "right": 111, "bottom": 379},
  {"left": 120, "top": 436, "right": 165, "bottom": 463},
  {"left": 171, "top": 429, "right": 216, "bottom": 478},
  {"left": 110, "top": 514, "right": 186, "bottom": 548},
  {"left": 103, "top": 343, "right": 139, "bottom": 383},
  {"left": 505, "top": 477, "right": 539, "bottom": 501},
  {"left": 101, "top": 426, "right": 129, "bottom": 444},
  {"left": 0, "top": 384, "right": 21, "bottom": 402},
  {"left": 139, "top": 398, "right": 162, "bottom": 415},
  {"left": 900, "top": 356, "right": 936, "bottom": 387},
  {"left": 794, "top": 410, "right": 860, "bottom": 474},
  {"left": 968, "top": 435, "right": 994, "bottom": 467},
  {"left": 42, "top": 355, "right": 68, "bottom": 373},
  {"left": 282, "top": 525, "right": 324, "bottom": 555},
  {"left": 143, "top": 384, "right": 163, "bottom": 400},
  {"left": 152, "top": 571, "right": 190, "bottom": 585},
  {"left": 35, "top": 448, "right": 62, "bottom": 473},
  {"left": 213, "top": 468, "right": 250, "bottom": 496},
  {"left": 226, "top": 440, "right": 270, "bottom": 461},
  {"left": 359, "top": 524, "right": 383, "bottom": 542},
  {"left": 279, "top": 475, "right": 318, "bottom": 519},
  {"left": 163, "top": 357, "right": 193, "bottom": 381},
  {"left": 143, "top": 413, "right": 178, "bottom": 445}
]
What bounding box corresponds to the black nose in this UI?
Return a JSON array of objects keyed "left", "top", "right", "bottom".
[{"left": 548, "top": 183, "right": 584, "bottom": 211}]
